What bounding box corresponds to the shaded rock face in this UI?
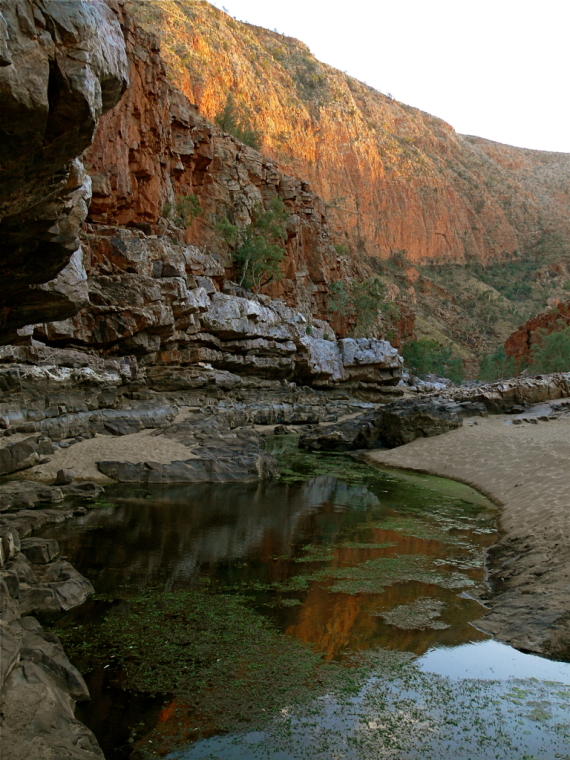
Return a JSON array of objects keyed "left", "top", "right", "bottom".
[
  {"left": 83, "top": 10, "right": 364, "bottom": 325},
  {"left": 0, "top": 476, "right": 104, "bottom": 760},
  {"left": 0, "top": 0, "right": 128, "bottom": 344},
  {"left": 299, "top": 398, "right": 486, "bottom": 452},
  {"left": 504, "top": 301, "right": 570, "bottom": 364}
]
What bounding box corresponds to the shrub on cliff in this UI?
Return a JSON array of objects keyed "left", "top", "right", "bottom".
[
  {"left": 216, "top": 197, "right": 288, "bottom": 291},
  {"left": 402, "top": 339, "right": 464, "bottom": 385},
  {"left": 328, "top": 278, "right": 388, "bottom": 337},
  {"left": 531, "top": 323, "right": 570, "bottom": 373},
  {"left": 477, "top": 346, "right": 517, "bottom": 382},
  {"left": 163, "top": 193, "right": 202, "bottom": 227},
  {"left": 215, "top": 93, "right": 263, "bottom": 150}
]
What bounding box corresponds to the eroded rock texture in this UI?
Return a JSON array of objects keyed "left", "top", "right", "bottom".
[
  {"left": 82, "top": 10, "right": 365, "bottom": 326},
  {"left": 30, "top": 226, "right": 402, "bottom": 390},
  {"left": 0, "top": 0, "right": 128, "bottom": 344},
  {"left": 505, "top": 300, "right": 570, "bottom": 364},
  {"left": 124, "top": 0, "right": 570, "bottom": 269}
]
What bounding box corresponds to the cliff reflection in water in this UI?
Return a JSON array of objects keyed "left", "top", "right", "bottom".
[
  {"left": 45, "top": 470, "right": 495, "bottom": 660},
  {"left": 42, "top": 462, "right": 500, "bottom": 759},
  {"left": 46, "top": 478, "right": 342, "bottom": 591}
]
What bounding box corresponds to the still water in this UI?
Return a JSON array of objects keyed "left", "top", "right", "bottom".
[{"left": 41, "top": 440, "right": 570, "bottom": 759}]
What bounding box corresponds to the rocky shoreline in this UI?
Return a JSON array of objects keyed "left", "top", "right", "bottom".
[
  {"left": 2, "top": 371, "right": 570, "bottom": 757},
  {"left": 1, "top": 1, "right": 569, "bottom": 757}
]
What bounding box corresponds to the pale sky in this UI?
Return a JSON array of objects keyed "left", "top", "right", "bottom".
[{"left": 208, "top": 0, "right": 570, "bottom": 154}]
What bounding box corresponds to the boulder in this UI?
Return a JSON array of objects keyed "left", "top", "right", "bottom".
[
  {"left": 0, "top": 437, "right": 42, "bottom": 476},
  {"left": 339, "top": 338, "right": 403, "bottom": 385},
  {"left": 55, "top": 469, "right": 76, "bottom": 486},
  {"left": 299, "top": 413, "right": 382, "bottom": 451},
  {"left": 20, "top": 539, "right": 59, "bottom": 565},
  {"left": 377, "top": 398, "right": 464, "bottom": 448}
]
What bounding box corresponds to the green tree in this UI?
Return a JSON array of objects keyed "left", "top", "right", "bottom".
[
  {"left": 216, "top": 197, "right": 288, "bottom": 291},
  {"left": 163, "top": 193, "right": 202, "bottom": 228},
  {"left": 402, "top": 339, "right": 464, "bottom": 385},
  {"left": 328, "top": 278, "right": 387, "bottom": 337},
  {"left": 215, "top": 94, "right": 263, "bottom": 150},
  {"left": 531, "top": 324, "right": 570, "bottom": 373},
  {"left": 477, "top": 345, "right": 517, "bottom": 382}
]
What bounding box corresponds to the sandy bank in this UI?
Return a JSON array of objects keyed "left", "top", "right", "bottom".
[
  {"left": 364, "top": 408, "right": 570, "bottom": 658},
  {"left": 16, "top": 429, "right": 199, "bottom": 484}
]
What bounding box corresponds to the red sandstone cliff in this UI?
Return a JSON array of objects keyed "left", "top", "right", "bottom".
[
  {"left": 123, "top": 0, "right": 570, "bottom": 268},
  {"left": 84, "top": 11, "right": 363, "bottom": 326},
  {"left": 505, "top": 301, "right": 570, "bottom": 363}
]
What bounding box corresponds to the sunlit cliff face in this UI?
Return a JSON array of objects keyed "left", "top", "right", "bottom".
[{"left": 126, "top": 0, "right": 570, "bottom": 268}]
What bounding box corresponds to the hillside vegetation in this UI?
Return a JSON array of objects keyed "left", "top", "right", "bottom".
[{"left": 125, "top": 0, "right": 570, "bottom": 369}]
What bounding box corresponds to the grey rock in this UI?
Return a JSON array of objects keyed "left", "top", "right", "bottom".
[
  {"left": 42, "top": 560, "right": 94, "bottom": 612},
  {"left": 300, "top": 412, "right": 382, "bottom": 452},
  {"left": 20, "top": 628, "right": 90, "bottom": 701},
  {"left": 0, "top": 482, "right": 64, "bottom": 512},
  {"left": 0, "top": 436, "right": 41, "bottom": 475},
  {"left": 0, "top": 624, "right": 19, "bottom": 688},
  {"left": 378, "top": 398, "right": 463, "bottom": 448},
  {"left": 0, "top": 661, "right": 103, "bottom": 760},
  {"left": 20, "top": 538, "right": 60, "bottom": 564},
  {"left": 55, "top": 469, "right": 76, "bottom": 486},
  {"left": 98, "top": 449, "right": 279, "bottom": 484}
]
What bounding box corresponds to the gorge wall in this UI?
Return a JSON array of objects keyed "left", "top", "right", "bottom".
[
  {"left": 0, "top": 0, "right": 128, "bottom": 344},
  {"left": 81, "top": 6, "right": 365, "bottom": 326},
  {"left": 505, "top": 300, "right": 570, "bottom": 364},
  {"left": 124, "top": 0, "right": 570, "bottom": 268}
]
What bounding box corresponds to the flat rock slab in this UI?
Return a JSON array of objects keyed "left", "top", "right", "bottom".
[
  {"left": 20, "top": 538, "right": 59, "bottom": 564},
  {"left": 98, "top": 450, "right": 279, "bottom": 484},
  {"left": 0, "top": 482, "right": 64, "bottom": 512}
]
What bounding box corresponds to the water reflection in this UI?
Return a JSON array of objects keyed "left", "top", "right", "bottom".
[{"left": 42, "top": 462, "right": 504, "bottom": 759}]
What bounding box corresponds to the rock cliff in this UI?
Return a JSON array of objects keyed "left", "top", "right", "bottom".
[
  {"left": 505, "top": 300, "right": 570, "bottom": 364},
  {"left": 125, "top": 0, "right": 570, "bottom": 268},
  {"left": 82, "top": 8, "right": 368, "bottom": 328},
  {"left": 0, "top": 0, "right": 128, "bottom": 344}
]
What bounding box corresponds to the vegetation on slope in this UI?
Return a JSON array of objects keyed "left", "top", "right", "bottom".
[{"left": 123, "top": 0, "right": 570, "bottom": 372}]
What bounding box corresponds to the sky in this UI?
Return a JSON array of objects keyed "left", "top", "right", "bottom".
[{"left": 208, "top": 0, "right": 570, "bottom": 154}]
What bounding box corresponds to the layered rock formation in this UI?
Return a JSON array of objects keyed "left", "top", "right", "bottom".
[
  {"left": 0, "top": 485, "right": 104, "bottom": 760},
  {"left": 0, "top": 0, "right": 128, "bottom": 344},
  {"left": 505, "top": 300, "right": 570, "bottom": 364},
  {"left": 82, "top": 9, "right": 364, "bottom": 325},
  {"left": 125, "top": 0, "right": 570, "bottom": 268}
]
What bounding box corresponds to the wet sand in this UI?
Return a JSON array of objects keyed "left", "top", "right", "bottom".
[{"left": 364, "top": 410, "right": 570, "bottom": 658}]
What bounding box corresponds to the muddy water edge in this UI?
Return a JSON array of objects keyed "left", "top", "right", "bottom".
[{"left": 38, "top": 436, "right": 570, "bottom": 760}]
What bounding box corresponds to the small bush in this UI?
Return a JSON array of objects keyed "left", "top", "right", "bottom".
[
  {"left": 328, "top": 277, "right": 386, "bottom": 337},
  {"left": 531, "top": 323, "right": 570, "bottom": 373},
  {"left": 402, "top": 339, "right": 464, "bottom": 385},
  {"left": 477, "top": 346, "right": 517, "bottom": 382},
  {"left": 163, "top": 194, "right": 202, "bottom": 227},
  {"left": 215, "top": 93, "right": 263, "bottom": 150}
]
